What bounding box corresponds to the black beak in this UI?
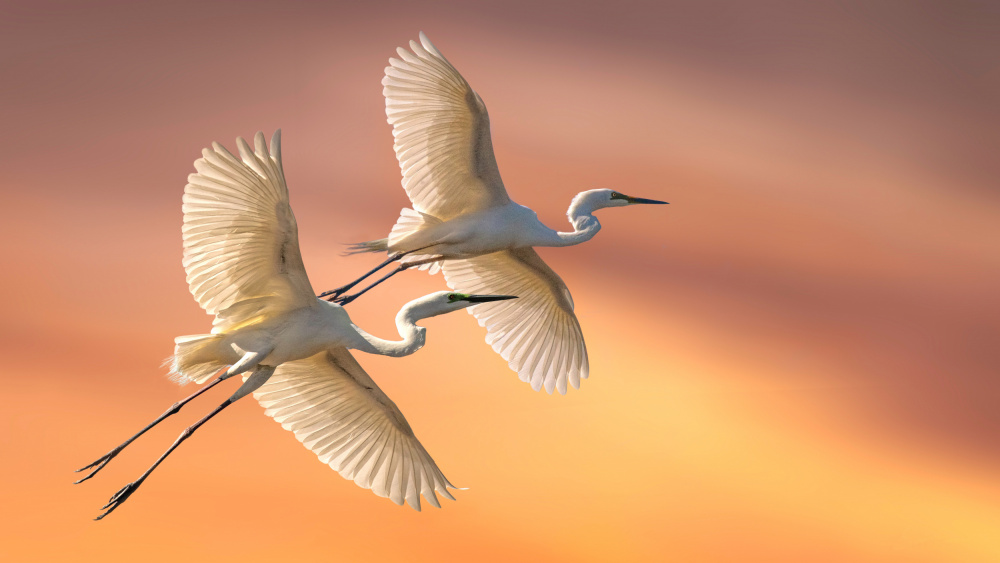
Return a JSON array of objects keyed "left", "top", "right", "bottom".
[
  {"left": 627, "top": 196, "right": 669, "bottom": 205},
  {"left": 463, "top": 294, "right": 518, "bottom": 303}
]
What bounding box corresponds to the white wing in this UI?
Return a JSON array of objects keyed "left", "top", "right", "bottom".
[
  {"left": 182, "top": 130, "right": 315, "bottom": 332},
  {"left": 252, "top": 349, "right": 458, "bottom": 510},
  {"left": 443, "top": 248, "right": 589, "bottom": 394},
  {"left": 384, "top": 32, "right": 511, "bottom": 220}
]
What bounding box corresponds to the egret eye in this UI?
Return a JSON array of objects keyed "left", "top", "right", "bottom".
[
  {"left": 447, "top": 294, "right": 458, "bottom": 302},
  {"left": 611, "top": 192, "right": 620, "bottom": 198}
]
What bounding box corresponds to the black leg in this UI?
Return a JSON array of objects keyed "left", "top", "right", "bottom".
[
  {"left": 74, "top": 371, "right": 229, "bottom": 484},
  {"left": 333, "top": 265, "right": 407, "bottom": 306},
  {"left": 333, "top": 255, "right": 443, "bottom": 306},
  {"left": 94, "top": 398, "right": 234, "bottom": 520},
  {"left": 319, "top": 253, "right": 403, "bottom": 300},
  {"left": 94, "top": 366, "right": 275, "bottom": 520}
]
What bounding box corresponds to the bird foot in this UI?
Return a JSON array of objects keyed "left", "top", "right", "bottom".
[
  {"left": 74, "top": 449, "right": 121, "bottom": 484},
  {"left": 95, "top": 480, "right": 141, "bottom": 520},
  {"left": 332, "top": 294, "right": 358, "bottom": 306},
  {"left": 318, "top": 286, "right": 348, "bottom": 299}
]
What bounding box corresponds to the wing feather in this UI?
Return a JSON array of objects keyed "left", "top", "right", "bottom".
[
  {"left": 182, "top": 130, "right": 314, "bottom": 332},
  {"left": 442, "top": 248, "right": 589, "bottom": 394},
  {"left": 252, "top": 349, "right": 457, "bottom": 510},
  {"left": 384, "top": 32, "right": 510, "bottom": 220}
]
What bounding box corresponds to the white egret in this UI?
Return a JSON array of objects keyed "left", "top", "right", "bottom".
[
  {"left": 75, "top": 130, "right": 515, "bottom": 519},
  {"left": 322, "top": 33, "right": 667, "bottom": 395}
]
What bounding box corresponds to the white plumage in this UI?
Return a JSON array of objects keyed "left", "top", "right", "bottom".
[
  {"left": 182, "top": 132, "right": 314, "bottom": 330},
  {"left": 255, "top": 349, "right": 456, "bottom": 509},
  {"left": 335, "top": 33, "right": 667, "bottom": 395},
  {"left": 443, "top": 249, "right": 587, "bottom": 395},
  {"left": 385, "top": 34, "right": 510, "bottom": 220},
  {"left": 77, "top": 130, "right": 515, "bottom": 518}
]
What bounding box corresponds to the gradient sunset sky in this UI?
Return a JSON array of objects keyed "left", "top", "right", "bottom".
[{"left": 2, "top": 1, "right": 999, "bottom": 561}]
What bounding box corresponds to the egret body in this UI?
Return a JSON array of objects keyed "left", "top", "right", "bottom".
[
  {"left": 76, "top": 131, "right": 514, "bottom": 518},
  {"left": 327, "top": 33, "right": 668, "bottom": 395}
]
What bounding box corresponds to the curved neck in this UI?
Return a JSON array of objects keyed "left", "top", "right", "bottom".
[
  {"left": 550, "top": 198, "right": 602, "bottom": 247},
  {"left": 351, "top": 305, "right": 427, "bottom": 358}
]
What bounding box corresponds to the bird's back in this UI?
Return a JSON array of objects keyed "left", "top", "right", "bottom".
[
  {"left": 452, "top": 203, "right": 559, "bottom": 252},
  {"left": 239, "top": 301, "right": 361, "bottom": 366},
  {"left": 391, "top": 203, "right": 557, "bottom": 258}
]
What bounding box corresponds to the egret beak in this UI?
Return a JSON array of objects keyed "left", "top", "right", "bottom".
[
  {"left": 626, "top": 196, "right": 669, "bottom": 205},
  {"left": 463, "top": 295, "right": 518, "bottom": 303}
]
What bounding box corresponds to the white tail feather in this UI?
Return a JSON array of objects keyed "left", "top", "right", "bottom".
[
  {"left": 391, "top": 208, "right": 443, "bottom": 273},
  {"left": 166, "top": 334, "right": 227, "bottom": 385},
  {"left": 388, "top": 208, "right": 441, "bottom": 247},
  {"left": 344, "top": 238, "right": 388, "bottom": 255},
  {"left": 346, "top": 209, "right": 444, "bottom": 273}
]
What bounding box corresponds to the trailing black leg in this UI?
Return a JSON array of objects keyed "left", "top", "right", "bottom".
[
  {"left": 74, "top": 371, "right": 229, "bottom": 484},
  {"left": 334, "top": 265, "right": 407, "bottom": 306},
  {"left": 334, "top": 256, "right": 443, "bottom": 306},
  {"left": 93, "top": 366, "right": 275, "bottom": 520},
  {"left": 319, "top": 253, "right": 403, "bottom": 300}
]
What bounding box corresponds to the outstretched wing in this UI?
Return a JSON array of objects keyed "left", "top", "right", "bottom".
[
  {"left": 182, "top": 130, "right": 315, "bottom": 332},
  {"left": 443, "top": 248, "right": 589, "bottom": 394},
  {"left": 384, "top": 32, "right": 511, "bottom": 220},
  {"left": 252, "top": 349, "right": 458, "bottom": 511}
]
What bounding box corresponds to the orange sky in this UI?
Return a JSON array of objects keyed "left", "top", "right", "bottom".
[{"left": 2, "top": 1, "right": 999, "bottom": 561}]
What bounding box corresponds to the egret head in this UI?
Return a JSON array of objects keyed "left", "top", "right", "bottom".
[
  {"left": 409, "top": 291, "right": 518, "bottom": 319},
  {"left": 570, "top": 189, "right": 668, "bottom": 216}
]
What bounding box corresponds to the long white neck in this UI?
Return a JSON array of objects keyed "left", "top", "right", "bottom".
[
  {"left": 549, "top": 194, "right": 602, "bottom": 247},
  {"left": 350, "top": 303, "right": 428, "bottom": 358}
]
